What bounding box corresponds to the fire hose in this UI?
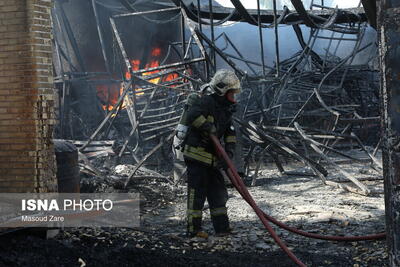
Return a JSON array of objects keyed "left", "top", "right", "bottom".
[{"left": 210, "top": 135, "right": 386, "bottom": 267}]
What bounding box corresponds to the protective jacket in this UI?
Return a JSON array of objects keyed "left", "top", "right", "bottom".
[{"left": 183, "top": 93, "right": 236, "bottom": 166}]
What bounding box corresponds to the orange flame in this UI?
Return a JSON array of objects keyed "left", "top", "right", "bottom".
[
  {"left": 151, "top": 47, "right": 161, "bottom": 57},
  {"left": 97, "top": 47, "right": 182, "bottom": 111}
]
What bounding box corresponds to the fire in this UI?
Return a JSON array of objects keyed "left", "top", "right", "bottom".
[
  {"left": 141, "top": 60, "right": 162, "bottom": 84},
  {"left": 164, "top": 72, "right": 179, "bottom": 82},
  {"left": 96, "top": 84, "right": 121, "bottom": 111},
  {"left": 151, "top": 47, "right": 161, "bottom": 57},
  {"left": 97, "top": 47, "right": 183, "bottom": 111}
]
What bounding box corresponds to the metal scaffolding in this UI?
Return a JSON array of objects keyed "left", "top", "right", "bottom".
[{"left": 52, "top": 0, "right": 380, "bottom": 195}]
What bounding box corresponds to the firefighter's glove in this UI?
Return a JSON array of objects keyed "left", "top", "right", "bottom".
[{"left": 200, "top": 122, "right": 217, "bottom": 140}]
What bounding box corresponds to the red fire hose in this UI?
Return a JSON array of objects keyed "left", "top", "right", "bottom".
[{"left": 210, "top": 135, "right": 386, "bottom": 267}]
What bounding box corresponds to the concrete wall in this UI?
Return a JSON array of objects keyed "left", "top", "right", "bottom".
[{"left": 0, "top": 0, "right": 57, "bottom": 192}]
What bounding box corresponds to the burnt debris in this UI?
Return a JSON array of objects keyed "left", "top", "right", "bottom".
[{"left": 52, "top": 0, "right": 381, "bottom": 196}]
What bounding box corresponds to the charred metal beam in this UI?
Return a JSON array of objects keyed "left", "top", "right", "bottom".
[
  {"left": 138, "top": 100, "right": 185, "bottom": 113},
  {"left": 91, "top": 0, "right": 111, "bottom": 74},
  {"left": 361, "top": 0, "right": 377, "bottom": 29},
  {"left": 57, "top": 1, "right": 86, "bottom": 72},
  {"left": 220, "top": 33, "right": 257, "bottom": 74},
  {"left": 113, "top": 7, "right": 181, "bottom": 18},
  {"left": 118, "top": 85, "right": 162, "bottom": 158},
  {"left": 109, "top": 17, "right": 131, "bottom": 72},
  {"left": 124, "top": 131, "right": 175, "bottom": 188},
  {"left": 143, "top": 129, "right": 174, "bottom": 142},
  {"left": 182, "top": 4, "right": 367, "bottom": 24},
  {"left": 52, "top": 7, "right": 74, "bottom": 73},
  {"left": 132, "top": 57, "right": 205, "bottom": 75},
  {"left": 140, "top": 116, "right": 181, "bottom": 127},
  {"left": 256, "top": 0, "right": 265, "bottom": 76},
  {"left": 294, "top": 122, "right": 370, "bottom": 195},
  {"left": 272, "top": 0, "right": 280, "bottom": 76},
  {"left": 141, "top": 121, "right": 179, "bottom": 134},
  {"left": 80, "top": 80, "right": 133, "bottom": 151},
  {"left": 195, "top": 29, "right": 245, "bottom": 77},
  {"left": 208, "top": 0, "right": 216, "bottom": 72},
  {"left": 290, "top": 0, "right": 340, "bottom": 29},
  {"left": 292, "top": 24, "right": 323, "bottom": 67},
  {"left": 180, "top": 7, "right": 186, "bottom": 60}
]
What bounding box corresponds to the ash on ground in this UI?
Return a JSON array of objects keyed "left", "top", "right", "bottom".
[{"left": 0, "top": 152, "right": 387, "bottom": 267}]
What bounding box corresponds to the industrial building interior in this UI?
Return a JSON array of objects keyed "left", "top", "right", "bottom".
[{"left": 1, "top": 0, "right": 400, "bottom": 266}]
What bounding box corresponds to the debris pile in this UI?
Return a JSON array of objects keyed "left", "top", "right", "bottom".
[{"left": 52, "top": 1, "right": 379, "bottom": 195}]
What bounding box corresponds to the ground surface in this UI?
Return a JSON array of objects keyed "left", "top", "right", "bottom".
[{"left": 0, "top": 152, "right": 387, "bottom": 267}]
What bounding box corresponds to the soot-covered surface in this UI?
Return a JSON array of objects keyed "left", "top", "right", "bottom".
[{"left": 0, "top": 157, "right": 387, "bottom": 267}]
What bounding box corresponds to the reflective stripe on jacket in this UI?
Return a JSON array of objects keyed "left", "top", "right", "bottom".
[{"left": 183, "top": 94, "right": 236, "bottom": 166}]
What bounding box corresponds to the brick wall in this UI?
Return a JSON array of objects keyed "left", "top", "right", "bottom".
[{"left": 0, "top": 0, "right": 57, "bottom": 192}]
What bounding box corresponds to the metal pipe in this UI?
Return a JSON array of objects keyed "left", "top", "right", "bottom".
[
  {"left": 273, "top": 0, "right": 280, "bottom": 77},
  {"left": 257, "top": 0, "right": 266, "bottom": 76},
  {"left": 197, "top": 0, "right": 202, "bottom": 32},
  {"left": 113, "top": 7, "right": 181, "bottom": 18},
  {"left": 209, "top": 0, "right": 216, "bottom": 72},
  {"left": 132, "top": 57, "right": 205, "bottom": 75},
  {"left": 222, "top": 33, "right": 257, "bottom": 75},
  {"left": 58, "top": 1, "right": 86, "bottom": 72},
  {"left": 52, "top": 6, "right": 75, "bottom": 72},
  {"left": 180, "top": 6, "right": 186, "bottom": 60},
  {"left": 223, "top": 52, "right": 272, "bottom": 69},
  {"left": 110, "top": 17, "right": 131, "bottom": 72},
  {"left": 195, "top": 29, "right": 245, "bottom": 76},
  {"left": 91, "top": 0, "right": 111, "bottom": 74}
]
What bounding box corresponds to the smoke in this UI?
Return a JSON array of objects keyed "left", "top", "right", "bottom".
[
  {"left": 199, "top": 23, "right": 377, "bottom": 74},
  {"left": 54, "top": 0, "right": 182, "bottom": 75}
]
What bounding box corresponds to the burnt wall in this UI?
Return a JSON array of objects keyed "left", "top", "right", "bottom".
[{"left": 0, "top": 0, "right": 57, "bottom": 192}]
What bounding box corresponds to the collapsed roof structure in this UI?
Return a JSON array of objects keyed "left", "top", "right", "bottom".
[
  {"left": 52, "top": 0, "right": 380, "bottom": 195},
  {"left": 5, "top": 0, "right": 400, "bottom": 265}
]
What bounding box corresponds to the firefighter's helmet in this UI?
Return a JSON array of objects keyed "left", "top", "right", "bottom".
[{"left": 209, "top": 69, "right": 241, "bottom": 96}]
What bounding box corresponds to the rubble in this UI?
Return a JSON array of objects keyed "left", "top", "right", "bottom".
[
  {"left": 53, "top": 1, "right": 379, "bottom": 191},
  {"left": 1, "top": 153, "right": 386, "bottom": 266},
  {"left": 27, "top": 0, "right": 387, "bottom": 266}
]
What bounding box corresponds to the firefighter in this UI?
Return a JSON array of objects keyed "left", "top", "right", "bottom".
[
  {"left": 172, "top": 85, "right": 213, "bottom": 184},
  {"left": 183, "top": 69, "right": 241, "bottom": 238}
]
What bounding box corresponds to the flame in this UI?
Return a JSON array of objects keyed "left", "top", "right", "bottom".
[
  {"left": 164, "top": 72, "right": 179, "bottom": 82},
  {"left": 151, "top": 47, "right": 161, "bottom": 57},
  {"left": 142, "top": 60, "right": 162, "bottom": 84},
  {"left": 96, "top": 84, "right": 121, "bottom": 111},
  {"left": 97, "top": 47, "right": 183, "bottom": 111}
]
